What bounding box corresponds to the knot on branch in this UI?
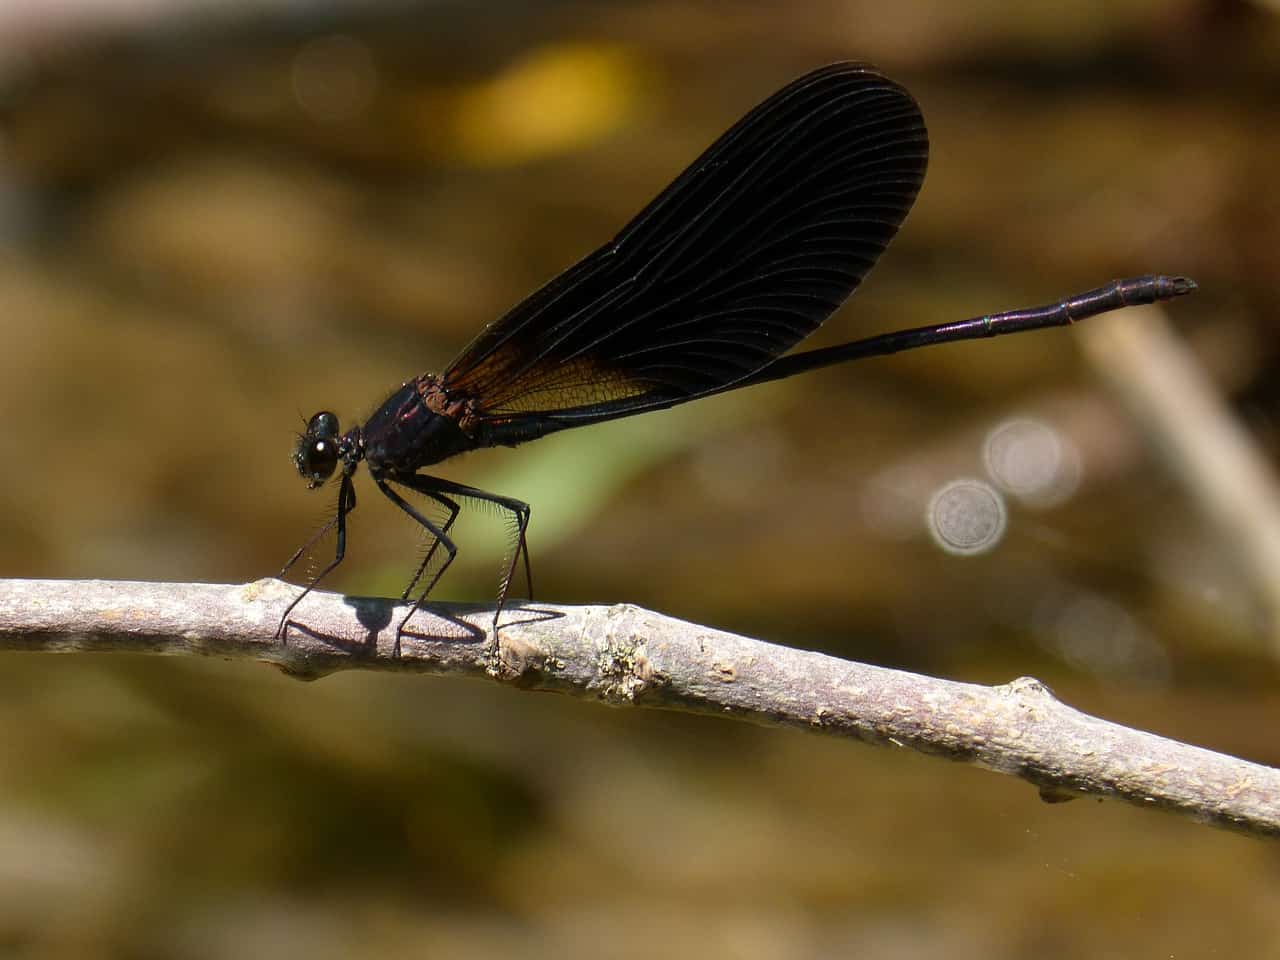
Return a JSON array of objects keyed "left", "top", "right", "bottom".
[
  {"left": 1000, "top": 676, "right": 1057, "bottom": 700},
  {"left": 591, "top": 604, "right": 659, "bottom": 703}
]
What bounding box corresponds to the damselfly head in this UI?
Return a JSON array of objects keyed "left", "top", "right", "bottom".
[{"left": 293, "top": 411, "right": 342, "bottom": 488}]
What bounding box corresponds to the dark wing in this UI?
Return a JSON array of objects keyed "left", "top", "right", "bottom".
[{"left": 443, "top": 62, "right": 928, "bottom": 436}]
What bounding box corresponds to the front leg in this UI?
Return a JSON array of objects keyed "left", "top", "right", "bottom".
[{"left": 276, "top": 472, "right": 356, "bottom": 640}]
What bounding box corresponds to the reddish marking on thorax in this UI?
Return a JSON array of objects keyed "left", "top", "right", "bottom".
[{"left": 418, "top": 376, "right": 481, "bottom": 435}]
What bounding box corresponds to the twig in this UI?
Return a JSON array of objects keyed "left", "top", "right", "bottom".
[{"left": 1, "top": 577, "right": 1277, "bottom": 839}]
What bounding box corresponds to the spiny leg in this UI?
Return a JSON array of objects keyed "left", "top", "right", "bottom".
[
  {"left": 278, "top": 517, "right": 335, "bottom": 580},
  {"left": 402, "top": 475, "right": 532, "bottom": 635},
  {"left": 400, "top": 491, "right": 461, "bottom": 602},
  {"left": 373, "top": 477, "right": 457, "bottom": 655},
  {"left": 276, "top": 472, "right": 356, "bottom": 640}
]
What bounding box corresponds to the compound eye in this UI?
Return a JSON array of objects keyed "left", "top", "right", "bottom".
[
  {"left": 307, "top": 411, "right": 340, "bottom": 439},
  {"left": 294, "top": 411, "right": 341, "bottom": 488}
]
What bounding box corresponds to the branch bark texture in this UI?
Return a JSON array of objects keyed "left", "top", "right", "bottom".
[{"left": 2, "top": 578, "right": 1276, "bottom": 839}]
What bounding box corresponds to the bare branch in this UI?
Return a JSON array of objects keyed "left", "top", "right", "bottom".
[{"left": 2, "top": 577, "right": 1277, "bottom": 839}]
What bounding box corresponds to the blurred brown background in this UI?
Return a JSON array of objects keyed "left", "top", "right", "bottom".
[{"left": 1, "top": 0, "right": 1279, "bottom": 956}]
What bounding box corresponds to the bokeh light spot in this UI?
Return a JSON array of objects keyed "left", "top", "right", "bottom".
[
  {"left": 926, "top": 478, "right": 1007, "bottom": 556},
  {"left": 983, "top": 417, "right": 1081, "bottom": 508}
]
